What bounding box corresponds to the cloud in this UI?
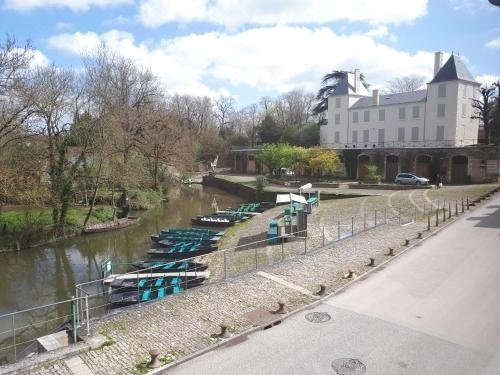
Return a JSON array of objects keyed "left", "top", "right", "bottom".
[
  {"left": 5, "top": 0, "right": 131, "bottom": 12},
  {"left": 31, "top": 50, "right": 51, "bottom": 68},
  {"left": 485, "top": 37, "right": 500, "bottom": 50},
  {"left": 475, "top": 74, "right": 500, "bottom": 86},
  {"left": 138, "top": 0, "right": 428, "bottom": 28},
  {"left": 48, "top": 26, "right": 449, "bottom": 99}
]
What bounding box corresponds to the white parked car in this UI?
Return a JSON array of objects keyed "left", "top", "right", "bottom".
[{"left": 394, "top": 173, "right": 429, "bottom": 185}]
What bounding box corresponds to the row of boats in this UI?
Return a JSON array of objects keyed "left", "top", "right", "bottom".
[{"left": 106, "top": 202, "right": 274, "bottom": 307}]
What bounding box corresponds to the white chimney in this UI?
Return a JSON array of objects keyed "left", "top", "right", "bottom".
[
  {"left": 372, "top": 89, "right": 379, "bottom": 105},
  {"left": 354, "top": 69, "right": 360, "bottom": 92},
  {"left": 434, "top": 51, "right": 443, "bottom": 77}
]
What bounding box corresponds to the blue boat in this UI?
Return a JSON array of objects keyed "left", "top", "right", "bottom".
[
  {"left": 109, "top": 278, "right": 186, "bottom": 307},
  {"left": 131, "top": 260, "right": 208, "bottom": 273},
  {"left": 147, "top": 242, "right": 218, "bottom": 258}
]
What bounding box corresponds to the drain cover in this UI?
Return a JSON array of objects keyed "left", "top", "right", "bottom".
[
  {"left": 331, "top": 358, "right": 366, "bottom": 375},
  {"left": 305, "top": 312, "right": 331, "bottom": 323}
]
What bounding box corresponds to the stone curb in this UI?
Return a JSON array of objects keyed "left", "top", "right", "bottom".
[{"left": 153, "top": 189, "right": 497, "bottom": 374}]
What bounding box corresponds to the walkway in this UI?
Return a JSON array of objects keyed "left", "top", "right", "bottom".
[{"left": 168, "top": 195, "right": 500, "bottom": 375}]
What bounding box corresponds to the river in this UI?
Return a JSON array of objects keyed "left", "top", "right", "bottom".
[{"left": 0, "top": 185, "right": 242, "bottom": 316}]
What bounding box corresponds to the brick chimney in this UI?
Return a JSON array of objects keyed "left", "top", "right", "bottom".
[
  {"left": 434, "top": 51, "right": 443, "bottom": 77},
  {"left": 354, "top": 69, "right": 360, "bottom": 92},
  {"left": 372, "top": 89, "right": 379, "bottom": 105}
]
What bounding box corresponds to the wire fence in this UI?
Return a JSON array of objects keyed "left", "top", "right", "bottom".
[{"left": 0, "top": 194, "right": 481, "bottom": 365}]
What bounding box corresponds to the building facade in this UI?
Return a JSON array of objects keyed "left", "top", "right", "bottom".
[{"left": 320, "top": 52, "right": 481, "bottom": 149}]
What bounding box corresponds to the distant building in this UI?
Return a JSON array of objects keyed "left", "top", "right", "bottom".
[
  {"left": 320, "top": 52, "right": 499, "bottom": 184},
  {"left": 320, "top": 52, "right": 480, "bottom": 149}
]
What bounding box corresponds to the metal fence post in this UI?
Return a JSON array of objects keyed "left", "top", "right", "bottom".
[
  {"left": 322, "top": 226, "right": 325, "bottom": 247},
  {"left": 281, "top": 239, "right": 284, "bottom": 261},
  {"left": 137, "top": 272, "right": 140, "bottom": 305},
  {"left": 466, "top": 196, "right": 470, "bottom": 210},
  {"left": 455, "top": 200, "right": 458, "bottom": 216},
  {"left": 304, "top": 237, "right": 307, "bottom": 254},
  {"left": 75, "top": 288, "right": 79, "bottom": 327},
  {"left": 374, "top": 210, "right": 377, "bottom": 227},
  {"left": 71, "top": 296, "right": 77, "bottom": 344},
  {"left": 442, "top": 207, "right": 446, "bottom": 222},
  {"left": 423, "top": 203, "right": 426, "bottom": 216},
  {"left": 461, "top": 197, "right": 464, "bottom": 213},
  {"left": 12, "top": 314, "right": 16, "bottom": 361},
  {"left": 337, "top": 221, "right": 340, "bottom": 240},
  {"left": 384, "top": 206, "right": 387, "bottom": 224},
  {"left": 223, "top": 251, "right": 227, "bottom": 280},
  {"left": 398, "top": 208, "right": 401, "bottom": 225},
  {"left": 255, "top": 247, "right": 258, "bottom": 269},
  {"left": 85, "top": 294, "right": 90, "bottom": 336},
  {"left": 351, "top": 217, "right": 354, "bottom": 235},
  {"left": 448, "top": 201, "right": 451, "bottom": 219},
  {"left": 363, "top": 213, "right": 366, "bottom": 231},
  {"left": 427, "top": 214, "right": 430, "bottom": 231},
  {"left": 435, "top": 208, "right": 439, "bottom": 226}
]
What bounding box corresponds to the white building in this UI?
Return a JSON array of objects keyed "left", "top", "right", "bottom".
[{"left": 320, "top": 52, "right": 481, "bottom": 150}]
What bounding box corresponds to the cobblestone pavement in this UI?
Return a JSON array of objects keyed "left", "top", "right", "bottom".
[{"left": 13, "top": 184, "right": 498, "bottom": 375}]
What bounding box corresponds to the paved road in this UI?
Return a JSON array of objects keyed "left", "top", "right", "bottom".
[{"left": 167, "top": 195, "right": 500, "bottom": 375}]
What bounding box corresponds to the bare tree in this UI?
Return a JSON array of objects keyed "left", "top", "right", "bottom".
[
  {"left": 385, "top": 76, "right": 425, "bottom": 94},
  {"left": 214, "top": 96, "right": 236, "bottom": 133},
  {"left": 0, "top": 35, "right": 35, "bottom": 150},
  {"left": 471, "top": 85, "right": 496, "bottom": 144}
]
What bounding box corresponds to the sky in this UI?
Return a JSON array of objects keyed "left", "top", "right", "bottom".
[{"left": 1, "top": 0, "right": 499, "bottom": 106}]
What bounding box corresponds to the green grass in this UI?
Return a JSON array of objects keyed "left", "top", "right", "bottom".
[{"left": 128, "top": 189, "right": 163, "bottom": 210}]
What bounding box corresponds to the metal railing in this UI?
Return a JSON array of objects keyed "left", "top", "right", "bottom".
[{"left": 0, "top": 195, "right": 478, "bottom": 365}]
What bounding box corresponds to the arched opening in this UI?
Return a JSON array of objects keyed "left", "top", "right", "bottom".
[
  {"left": 357, "top": 154, "right": 370, "bottom": 181},
  {"left": 451, "top": 155, "right": 468, "bottom": 184},
  {"left": 416, "top": 155, "right": 432, "bottom": 178},
  {"left": 385, "top": 155, "right": 399, "bottom": 182}
]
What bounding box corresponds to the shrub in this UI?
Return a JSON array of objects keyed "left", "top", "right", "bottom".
[{"left": 363, "top": 164, "right": 382, "bottom": 184}]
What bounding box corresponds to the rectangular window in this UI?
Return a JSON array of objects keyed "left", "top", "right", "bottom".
[
  {"left": 363, "top": 110, "right": 370, "bottom": 122},
  {"left": 379, "top": 109, "right": 385, "bottom": 121},
  {"left": 398, "top": 127, "right": 405, "bottom": 142},
  {"left": 335, "top": 97, "right": 341, "bottom": 108},
  {"left": 462, "top": 103, "right": 467, "bottom": 117},
  {"left": 335, "top": 114, "right": 340, "bottom": 124},
  {"left": 363, "top": 129, "right": 369, "bottom": 142},
  {"left": 412, "top": 106, "right": 420, "bottom": 118},
  {"left": 399, "top": 107, "right": 406, "bottom": 120},
  {"left": 462, "top": 85, "right": 467, "bottom": 99},
  {"left": 436, "top": 126, "right": 444, "bottom": 141},
  {"left": 334, "top": 131, "right": 340, "bottom": 143},
  {"left": 352, "top": 130, "right": 358, "bottom": 143},
  {"left": 473, "top": 88, "right": 477, "bottom": 99},
  {"left": 411, "top": 126, "right": 419, "bottom": 141},
  {"left": 378, "top": 128, "right": 385, "bottom": 144},
  {"left": 353, "top": 111, "right": 358, "bottom": 123},
  {"left": 438, "top": 83, "right": 446, "bottom": 98},
  {"left": 437, "top": 103, "right": 445, "bottom": 117}
]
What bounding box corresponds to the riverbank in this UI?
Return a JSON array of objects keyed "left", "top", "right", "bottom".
[
  {"left": 0, "top": 189, "right": 163, "bottom": 252},
  {"left": 7, "top": 184, "right": 497, "bottom": 374}
]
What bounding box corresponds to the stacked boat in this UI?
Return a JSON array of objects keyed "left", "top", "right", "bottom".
[
  {"left": 191, "top": 212, "right": 249, "bottom": 227},
  {"left": 106, "top": 228, "right": 223, "bottom": 307}
]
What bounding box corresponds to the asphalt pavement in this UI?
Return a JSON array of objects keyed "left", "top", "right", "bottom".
[{"left": 166, "top": 194, "right": 500, "bottom": 375}]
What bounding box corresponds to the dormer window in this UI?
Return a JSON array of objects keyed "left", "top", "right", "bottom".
[{"left": 438, "top": 84, "right": 446, "bottom": 98}]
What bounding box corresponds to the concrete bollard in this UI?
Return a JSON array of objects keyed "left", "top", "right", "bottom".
[
  {"left": 315, "top": 284, "right": 326, "bottom": 296},
  {"left": 417, "top": 232, "right": 422, "bottom": 239},
  {"left": 272, "top": 302, "right": 286, "bottom": 314},
  {"left": 404, "top": 239, "right": 410, "bottom": 246},
  {"left": 367, "top": 257, "right": 375, "bottom": 267},
  {"left": 147, "top": 349, "right": 161, "bottom": 369},
  {"left": 211, "top": 324, "right": 231, "bottom": 339},
  {"left": 343, "top": 270, "right": 354, "bottom": 279},
  {"left": 386, "top": 248, "right": 395, "bottom": 256}
]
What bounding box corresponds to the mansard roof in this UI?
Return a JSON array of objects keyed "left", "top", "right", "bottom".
[
  {"left": 350, "top": 89, "right": 427, "bottom": 109},
  {"left": 429, "top": 54, "right": 478, "bottom": 85}
]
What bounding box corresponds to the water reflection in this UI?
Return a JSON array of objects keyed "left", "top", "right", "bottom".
[{"left": 0, "top": 185, "right": 242, "bottom": 315}]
